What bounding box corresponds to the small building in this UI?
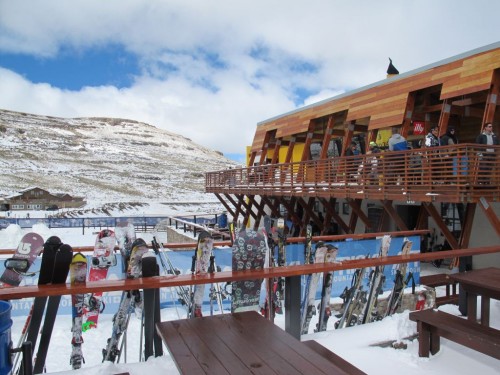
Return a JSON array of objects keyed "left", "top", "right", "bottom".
[{"left": 0, "top": 187, "right": 86, "bottom": 211}]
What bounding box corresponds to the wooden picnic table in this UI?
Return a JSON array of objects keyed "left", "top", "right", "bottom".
[
  {"left": 450, "top": 267, "right": 500, "bottom": 326},
  {"left": 156, "top": 311, "right": 366, "bottom": 375}
]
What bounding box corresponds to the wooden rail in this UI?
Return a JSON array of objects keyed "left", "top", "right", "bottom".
[
  {"left": 206, "top": 144, "right": 500, "bottom": 203},
  {"left": 1, "top": 246, "right": 499, "bottom": 300}
]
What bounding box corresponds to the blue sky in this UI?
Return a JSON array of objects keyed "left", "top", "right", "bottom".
[{"left": 0, "top": 0, "right": 499, "bottom": 163}]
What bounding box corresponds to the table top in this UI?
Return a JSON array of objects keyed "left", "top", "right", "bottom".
[
  {"left": 450, "top": 267, "right": 500, "bottom": 299},
  {"left": 156, "top": 311, "right": 357, "bottom": 375}
]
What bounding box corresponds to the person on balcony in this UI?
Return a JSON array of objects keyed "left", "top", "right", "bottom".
[
  {"left": 440, "top": 126, "right": 464, "bottom": 181},
  {"left": 345, "top": 142, "right": 361, "bottom": 183},
  {"left": 388, "top": 127, "right": 408, "bottom": 151},
  {"left": 424, "top": 126, "right": 440, "bottom": 147},
  {"left": 476, "top": 123, "right": 498, "bottom": 185},
  {"left": 424, "top": 126, "right": 441, "bottom": 183},
  {"left": 388, "top": 127, "right": 407, "bottom": 186}
]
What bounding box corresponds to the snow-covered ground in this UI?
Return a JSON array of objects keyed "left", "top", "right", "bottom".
[{"left": 1, "top": 222, "right": 499, "bottom": 375}]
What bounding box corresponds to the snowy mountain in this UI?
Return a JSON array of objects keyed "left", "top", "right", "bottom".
[{"left": 0, "top": 109, "right": 237, "bottom": 213}]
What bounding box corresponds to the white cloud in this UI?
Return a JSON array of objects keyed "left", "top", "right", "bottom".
[{"left": 0, "top": 0, "right": 499, "bottom": 155}]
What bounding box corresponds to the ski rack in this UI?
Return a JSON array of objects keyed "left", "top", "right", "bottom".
[{"left": 1, "top": 244, "right": 499, "bottom": 343}]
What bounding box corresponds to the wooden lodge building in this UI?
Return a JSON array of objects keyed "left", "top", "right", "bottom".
[
  {"left": 0, "top": 187, "right": 86, "bottom": 211},
  {"left": 206, "top": 42, "right": 500, "bottom": 267}
]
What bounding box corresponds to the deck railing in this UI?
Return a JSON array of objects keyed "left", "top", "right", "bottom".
[{"left": 206, "top": 144, "right": 500, "bottom": 202}]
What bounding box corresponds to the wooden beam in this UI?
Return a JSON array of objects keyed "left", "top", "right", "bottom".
[
  {"left": 381, "top": 200, "right": 409, "bottom": 231},
  {"left": 401, "top": 92, "right": 416, "bottom": 138},
  {"left": 214, "top": 193, "right": 235, "bottom": 219},
  {"left": 478, "top": 197, "right": 500, "bottom": 237},
  {"left": 422, "top": 202, "right": 459, "bottom": 249},
  {"left": 318, "top": 197, "right": 351, "bottom": 234},
  {"left": 482, "top": 69, "right": 500, "bottom": 126},
  {"left": 437, "top": 99, "right": 452, "bottom": 138},
  {"left": 319, "top": 116, "right": 335, "bottom": 159},
  {"left": 346, "top": 198, "right": 371, "bottom": 231},
  {"left": 284, "top": 137, "right": 296, "bottom": 164}
]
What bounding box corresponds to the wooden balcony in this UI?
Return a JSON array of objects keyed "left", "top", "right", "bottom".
[{"left": 206, "top": 144, "right": 500, "bottom": 204}]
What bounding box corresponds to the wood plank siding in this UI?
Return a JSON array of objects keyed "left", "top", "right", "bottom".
[{"left": 251, "top": 43, "right": 500, "bottom": 152}]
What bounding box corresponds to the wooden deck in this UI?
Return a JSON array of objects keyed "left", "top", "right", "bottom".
[{"left": 206, "top": 144, "right": 500, "bottom": 203}]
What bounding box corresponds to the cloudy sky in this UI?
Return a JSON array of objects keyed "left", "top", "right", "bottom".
[{"left": 0, "top": 1, "right": 499, "bottom": 161}]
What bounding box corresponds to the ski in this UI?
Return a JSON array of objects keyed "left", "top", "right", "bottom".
[
  {"left": 69, "top": 252, "right": 88, "bottom": 369},
  {"left": 151, "top": 237, "right": 191, "bottom": 309},
  {"left": 384, "top": 238, "right": 415, "bottom": 317},
  {"left": 315, "top": 244, "right": 339, "bottom": 332},
  {"left": 0, "top": 232, "right": 44, "bottom": 286},
  {"left": 141, "top": 252, "right": 162, "bottom": 360},
  {"left": 102, "top": 238, "right": 148, "bottom": 363},
  {"left": 360, "top": 234, "right": 392, "bottom": 324},
  {"left": 115, "top": 221, "right": 136, "bottom": 273},
  {"left": 84, "top": 229, "right": 116, "bottom": 330},
  {"left": 260, "top": 215, "right": 276, "bottom": 319},
  {"left": 18, "top": 236, "right": 63, "bottom": 375},
  {"left": 190, "top": 231, "right": 213, "bottom": 318},
  {"left": 300, "top": 242, "right": 327, "bottom": 334},
  {"left": 335, "top": 266, "right": 369, "bottom": 329},
  {"left": 33, "top": 243, "right": 73, "bottom": 374},
  {"left": 275, "top": 218, "right": 286, "bottom": 303}
]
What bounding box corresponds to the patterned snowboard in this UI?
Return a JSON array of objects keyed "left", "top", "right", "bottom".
[
  {"left": 0, "top": 232, "right": 44, "bottom": 286},
  {"left": 231, "top": 228, "right": 267, "bottom": 313}
]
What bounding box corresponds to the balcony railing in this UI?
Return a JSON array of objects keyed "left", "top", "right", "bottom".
[{"left": 206, "top": 144, "right": 500, "bottom": 203}]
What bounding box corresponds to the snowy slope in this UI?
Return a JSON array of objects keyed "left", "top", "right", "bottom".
[{"left": 0, "top": 109, "right": 237, "bottom": 209}]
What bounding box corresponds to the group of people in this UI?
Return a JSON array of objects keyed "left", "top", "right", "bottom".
[{"left": 386, "top": 122, "right": 498, "bottom": 151}]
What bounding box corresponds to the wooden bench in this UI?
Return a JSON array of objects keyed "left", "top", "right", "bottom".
[
  {"left": 303, "top": 340, "right": 366, "bottom": 375},
  {"left": 420, "top": 274, "right": 459, "bottom": 306},
  {"left": 409, "top": 309, "right": 500, "bottom": 359}
]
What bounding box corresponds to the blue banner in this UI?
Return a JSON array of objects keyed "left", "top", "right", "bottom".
[{"left": 1, "top": 235, "right": 420, "bottom": 316}]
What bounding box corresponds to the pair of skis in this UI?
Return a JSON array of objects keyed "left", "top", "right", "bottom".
[
  {"left": 300, "top": 238, "right": 339, "bottom": 334},
  {"left": 336, "top": 236, "right": 414, "bottom": 329},
  {"left": 17, "top": 236, "right": 73, "bottom": 375}
]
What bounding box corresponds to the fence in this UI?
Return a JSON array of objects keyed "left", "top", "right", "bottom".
[{"left": 0, "top": 214, "right": 225, "bottom": 233}]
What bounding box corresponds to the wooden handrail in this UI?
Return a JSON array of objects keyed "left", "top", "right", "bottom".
[
  {"left": 206, "top": 143, "right": 500, "bottom": 203},
  {"left": 1, "top": 245, "right": 499, "bottom": 300}
]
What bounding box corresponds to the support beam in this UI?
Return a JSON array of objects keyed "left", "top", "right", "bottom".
[
  {"left": 422, "top": 202, "right": 459, "bottom": 249},
  {"left": 478, "top": 197, "right": 500, "bottom": 237},
  {"left": 319, "top": 116, "right": 335, "bottom": 159},
  {"left": 437, "top": 99, "right": 452, "bottom": 138},
  {"left": 214, "top": 193, "right": 236, "bottom": 219},
  {"left": 381, "top": 200, "right": 409, "bottom": 231},
  {"left": 346, "top": 198, "right": 372, "bottom": 231},
  {"left": 400, "top": 92, "right": 416, "bottom": 138},
  {"left": 482, "top": 69, "right": 500, "bottom": 125}
]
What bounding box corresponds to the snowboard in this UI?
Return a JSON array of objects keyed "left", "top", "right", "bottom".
[
  {"left": 84, "top": 229, "right": 116, "bottom": 330},
  {"left": 191, "top": 231, "right": 214, "bottom": 318},
  {"left": 231, "top": 228, "right": 267, "bottom": 313},
  {"left": 0, "top": 232, "right": 44, "bottom": 286},
  {"left": 69, "top": 252, "right": 88, "bottom": 369}
]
